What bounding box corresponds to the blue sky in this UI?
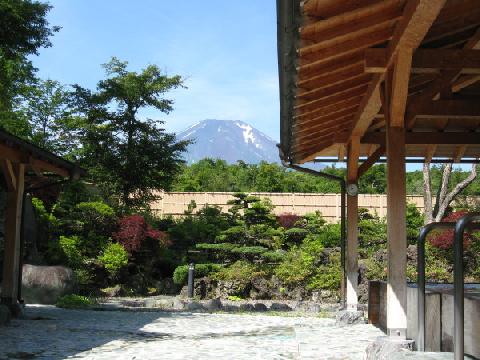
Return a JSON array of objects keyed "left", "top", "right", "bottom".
[{"left": 31, "top": 0, "right": 280, "bottom": 139}]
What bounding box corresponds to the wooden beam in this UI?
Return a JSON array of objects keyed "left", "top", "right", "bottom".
[
  {"left": 338, "top": 144, "right": 346, "bottom": 162},
  {"left": 302, "top": 0, "right": 381, "bottom": 18},
  {"left": 424, "top": 144, "right": 437, "bottom": 163},
  {"left": 347, "top": 136, "right": 360, "bottom": 182},
  {"left": 349, "top": 0, "right": 446, "bottom": 139},
  {"left": 362, "top": 131, "right": 480, "bottom": 145},
  {"left": 295, "top": 114, "right": 355, "bottom": 136},
  {"left": 389, "top": 49, "right": 413, "bottom": 127},
  {"left": 366, "top": 49, "right": 480, "bottom": 74},
  {"left": 453, "top": 145, "right": 468, "bottom": 163},
  {"left": 295, "top": 91, "right": 363, "bottom": 116},
  {"left": 1, "top": 159, "right": 16, "bottom": 191},
  {"left": 358, "top": 145, "right": 386, "bottom": 177},
  {"left": 1, "top": 163, "right": 25, "bottom": 305},
  {"left": 415, "top": 99, "right": 480, "bottom": 119},
  {"left": 297, "top": 52, "right": 364, "bottom": 81},
  {"left": 30, "top": 158, "right": 70, "bottom": 178}
]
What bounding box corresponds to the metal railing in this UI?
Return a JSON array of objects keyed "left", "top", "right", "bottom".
[{"left": 417, "top": 213, "right": 480, "bottom": 359}]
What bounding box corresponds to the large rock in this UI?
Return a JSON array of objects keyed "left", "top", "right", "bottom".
[
  {"left": 216, "top": 280, "right": 250, "bottom": 299},
  {"left": 21, "top": 264, "right": 77, "bottom": 304},
  {"left": 335, "top": 310, "right": 365, "bottom": 326},
  {"left": 364, "top": 336, "right": 414, "bottom": 360}
]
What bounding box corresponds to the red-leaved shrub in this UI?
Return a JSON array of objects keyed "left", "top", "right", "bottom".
[
  {"left": 428, "top": 211, "right": 472, "bottom": 249},
  {"left": 113, "top": 215, "right": 170, "bottom": 253},
  {"left": 277, "top": 213, "right": 301, "bottom": 229}
]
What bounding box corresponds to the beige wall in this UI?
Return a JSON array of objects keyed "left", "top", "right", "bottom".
[{"left": 151, "top": 192, "right": 426, "bottom": 223}]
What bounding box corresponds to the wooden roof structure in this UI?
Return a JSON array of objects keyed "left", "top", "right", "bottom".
[
  {"left": 0, "top": 129, "right": 84, "bottom": 183},
  {"left": 277, "top": 0, "right": 480, "bottom": 166}
]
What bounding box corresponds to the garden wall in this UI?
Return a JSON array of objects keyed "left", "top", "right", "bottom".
[{"left": 151, "top": 192, "right": 426, "bottom": 222}]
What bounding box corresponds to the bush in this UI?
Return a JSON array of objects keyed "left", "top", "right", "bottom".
[
  {"left": 277, "top": 213, "right": 301, "bottom": 229},
  {"left": 98, "top": 242, "right": 128, "bottom": 276},
  {"left": 196, "top": 243, "right": 236, "bottom": 252},
  {"left": 230, "top": 246, "right": 268, "bottom": 255},
  {"left": 275, "top": 247, "right": 313, "bottom": 284},
  {"left": 214, "top": 261, "right": 265, "bottom": 282},
  {"left": 284, "top": 227, "right": 309, "bottom": 244},
  {"left": 261, "top": 250, "right": 286, "bottom": 262},
  {"left": 59, "top": 235, "right": 84, "bottom": 268},
  {"left": 307, "top": 252, "right": 341, "bottom": 291},
  {"left": 113, "top": 215, "right": 169, "bottom": 253},
  {"left": 314, "top": 223, "right": 340, "bottom": 248},
  {"left": 56, "top": 294, "right": 94, "bottom": 309},
  {"left": 172, "top": 263, "right": 223, "bottom": 285},
  {"left": 428, "top": 211, "right": 473, "bottom": 250}
]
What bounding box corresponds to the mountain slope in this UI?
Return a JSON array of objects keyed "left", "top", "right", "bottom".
[{"left": 176, "top": 119, "right": 280, "bottom": 164}]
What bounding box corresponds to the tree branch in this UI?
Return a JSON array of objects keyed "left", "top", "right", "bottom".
[
  {"left": 434, "top": 164, "right": 478, "bottom": 221},
  {"left": 423, "top": 162, "right": 433, "bottom": 224}
]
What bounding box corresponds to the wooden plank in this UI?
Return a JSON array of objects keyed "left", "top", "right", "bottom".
[
  {"left": 296, "top": 73, "right": 371, "bottom": 102},
  {"left": 302, "top": 0, "right": 382, "bottom": 18},
  {"left": 299, "top": 23, "right": 395, "bottom": 65},
  {"left": 293, "top": 123, "right": 353, "bottom": 150},
  {"left": 31, "top": 158, "right": 70, "bottom": 178},
  {"left": 295, "top": 90, "right": 364, "bottom": 116},
  {"left": 297, "top": 63, "right": 364, "bottom": 91},
  {"left": 349, "top": 0, "right": 446, "bottom": 139},
  {"left": 297, "top": 52, "right": 364, "bottom": 80},
  {"left": 295, "top": 114, "right": 355, "bottom": 136},
  {"left": 338, "top": 144, "right": 346, "bottom": 162},
  {"left": 366, "top": 49, "right": 480, "bottom": 74},
  {"left": 301, "top": 0, "right": 402, "bottom": 43}
]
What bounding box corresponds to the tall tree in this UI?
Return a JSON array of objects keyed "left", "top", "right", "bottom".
[
  {"left": 0, "top": 0, "right": 59, "bottom": 133},
  {"left": 423, "top": 163, "right": 478, "bottom": 224},
  {"left": 75, "top": 57, "right": 189, "bottom": 209}
]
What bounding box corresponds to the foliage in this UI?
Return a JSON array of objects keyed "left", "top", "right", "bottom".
[
  {"left": 227, "top": 295, "right": 243, "bottom": 301},
  {"left": 313, "top": 223, "right": 340, "bottom": 248},
  {"left": 358, "top": 210, "right": 386, "bottom": 250},
  {"left": 172, "top": 263, "right": 223, "bottom": 285},
  {"left": 113, "top": 214, "right": 169, "bottom": 254},
  {"left": 98, "top": 242, "right": 128, "bottom": 276},
  {"left": 196, "top": 243, "right": 236, "bottom": 252},
  {"left": 261, "top": 250, "right": 286, "bottom": 262},
  {"left": 73, "top": 57, "right": 189, "bottom": 209},
  {"left": 276, "top": 213, "right": 301, "bottom": 229},
  {"left": 173, "top": 160, "right": 480, "bottom": 196},
  {"left": 406, "top": 203, "right": 424, "bottom": 244},
  {"left": 58, "top": 235, "right": 83, "bottom": 268},
  {"left": 428, "top": 211, "right": 473, "bottom": 249},
  {"left": 307, "top": 252, "right": 341, "bottom": 291},
  {"left": 213, "top": 261, "right": 265, "bottom": 282},
  {"left": 56, "top": 294, "right": 93, "bottom": 309}
]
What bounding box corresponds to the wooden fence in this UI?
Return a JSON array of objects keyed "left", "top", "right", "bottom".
[{"left": 151, "top": 192, "right": 426, "bottom": 223}]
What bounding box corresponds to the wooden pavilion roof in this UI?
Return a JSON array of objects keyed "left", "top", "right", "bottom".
[{"left": 277, "top": 0, "right": 480, "bottom": 165}]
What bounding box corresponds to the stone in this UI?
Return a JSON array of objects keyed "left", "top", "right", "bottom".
[
  {"left": 270, "top": 303, "right": 292, "bottom": 311},
  {"left": 239, "top": 303, "right": 255, "bottom": 312},
  {"left": 222, "top": 304, "right": 240, "bottom": 312},
  {"left": 335, "top": 310, "right": 365, "bottom": 326},
  {"left": 186, "top": 301, "right": 205, "bottom": 312},
  {"left": 0, "top": 305, "right": 11, "bottom": 325},
  {"left": 21, "top": 264, "right": 77, "bottom": 304},
  {"left": 144, "top": 298, "right": 174, "bottom": 309},
  {"left": 253, "top": 303, "right": 268, "bottom": 312},
  {"left": 216, "top": 280, "right": 250, "bottom": 299},
  {"left": 172, "top": 297, "right": 185, "bottom": 310},
  {"left": 364, "top": 336, "right": 415, "bottom": 360},
  {"left": 205, "top": 298, "right": 222, "bottom": 311}
]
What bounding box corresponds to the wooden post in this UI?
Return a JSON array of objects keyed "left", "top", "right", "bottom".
[
  {"left": 384, "top": 49, "right": 411, "bottom": 338},
  {"left": 1, "top": 162, "right": 25, "bottom": 305},
  {"left": 346, "top": 136, "right": 360, "bottom": 310}
]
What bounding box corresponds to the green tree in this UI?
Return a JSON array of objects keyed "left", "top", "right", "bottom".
[
  {"left": 74, "top": 57, "right": 190, "bottom": 209},
  {"left": 0, "top": 0, "right": 59, "bottom": 133}
]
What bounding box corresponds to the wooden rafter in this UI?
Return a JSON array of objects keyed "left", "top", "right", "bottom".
[
  {"left": 349, "top": 0, "right": 446, "bottom": 139},
  {"left": 358, "top": 145, "right": 386, "bottom": 177},
  {"left": 362, "top": 132, "right": 480, "bottom": 145}
]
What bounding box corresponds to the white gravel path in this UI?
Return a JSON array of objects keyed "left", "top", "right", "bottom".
[{"left": 0, "top": 305, "right": 385, "bottom": 360}]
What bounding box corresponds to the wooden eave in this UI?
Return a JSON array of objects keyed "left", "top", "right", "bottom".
[
  {"left": 277, "top": 0, "right": 480, "bottom": 164},
  {"left": 0, "top": 129, "right": 85, "bottom": 181}
]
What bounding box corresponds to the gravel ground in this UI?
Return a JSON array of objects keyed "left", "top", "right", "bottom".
[{"left": 0, "top": 305, "right": 385, "bottom": 360}]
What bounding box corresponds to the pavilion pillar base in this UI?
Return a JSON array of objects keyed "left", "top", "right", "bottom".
[{"left": 364, "top": 336, "right": 414, "bottom": 360}]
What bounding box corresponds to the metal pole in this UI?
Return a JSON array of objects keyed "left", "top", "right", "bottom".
[
  {"left": 187, "top": 263, "right": 195, "bottom": 298},
  {"left": 417, "top": 222, "right": 455, "bottom": 352}
]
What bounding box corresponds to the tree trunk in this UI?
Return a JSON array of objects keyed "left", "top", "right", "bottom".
[
  {"left": 423, "top": 163, "right": 478, "bottom": 224},
  {"left": 423, "top": 163, "right": 433, "bottom": 224}
]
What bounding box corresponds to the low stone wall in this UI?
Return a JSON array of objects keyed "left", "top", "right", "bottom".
[{"left": 368, "top": 280, "right": 480, "bottom": 358}]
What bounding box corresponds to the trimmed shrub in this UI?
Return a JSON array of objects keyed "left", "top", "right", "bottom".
[
  {"left": 59, "top": 235, "right": 83, "bottom": 268},
  {"left": 428, "top": 211, "right": 473, "bottom": 249},
  {"left": 196, "top": 243, "right": 236, "bottom": 252},
  {"left": 98, "top": 242, "right": 129, "bottom": 276},
  {"left": 230, "top": 246, "right": 268, "bottom": 255},
  {"left": 214, "top": 261, "right": 265, "bottom": 282},
  {"left": 261, "top": 250, "right": 286, "bottom": 262},
  {"left": 277, "top": 213, "right": 301, "bottom": 229}
]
